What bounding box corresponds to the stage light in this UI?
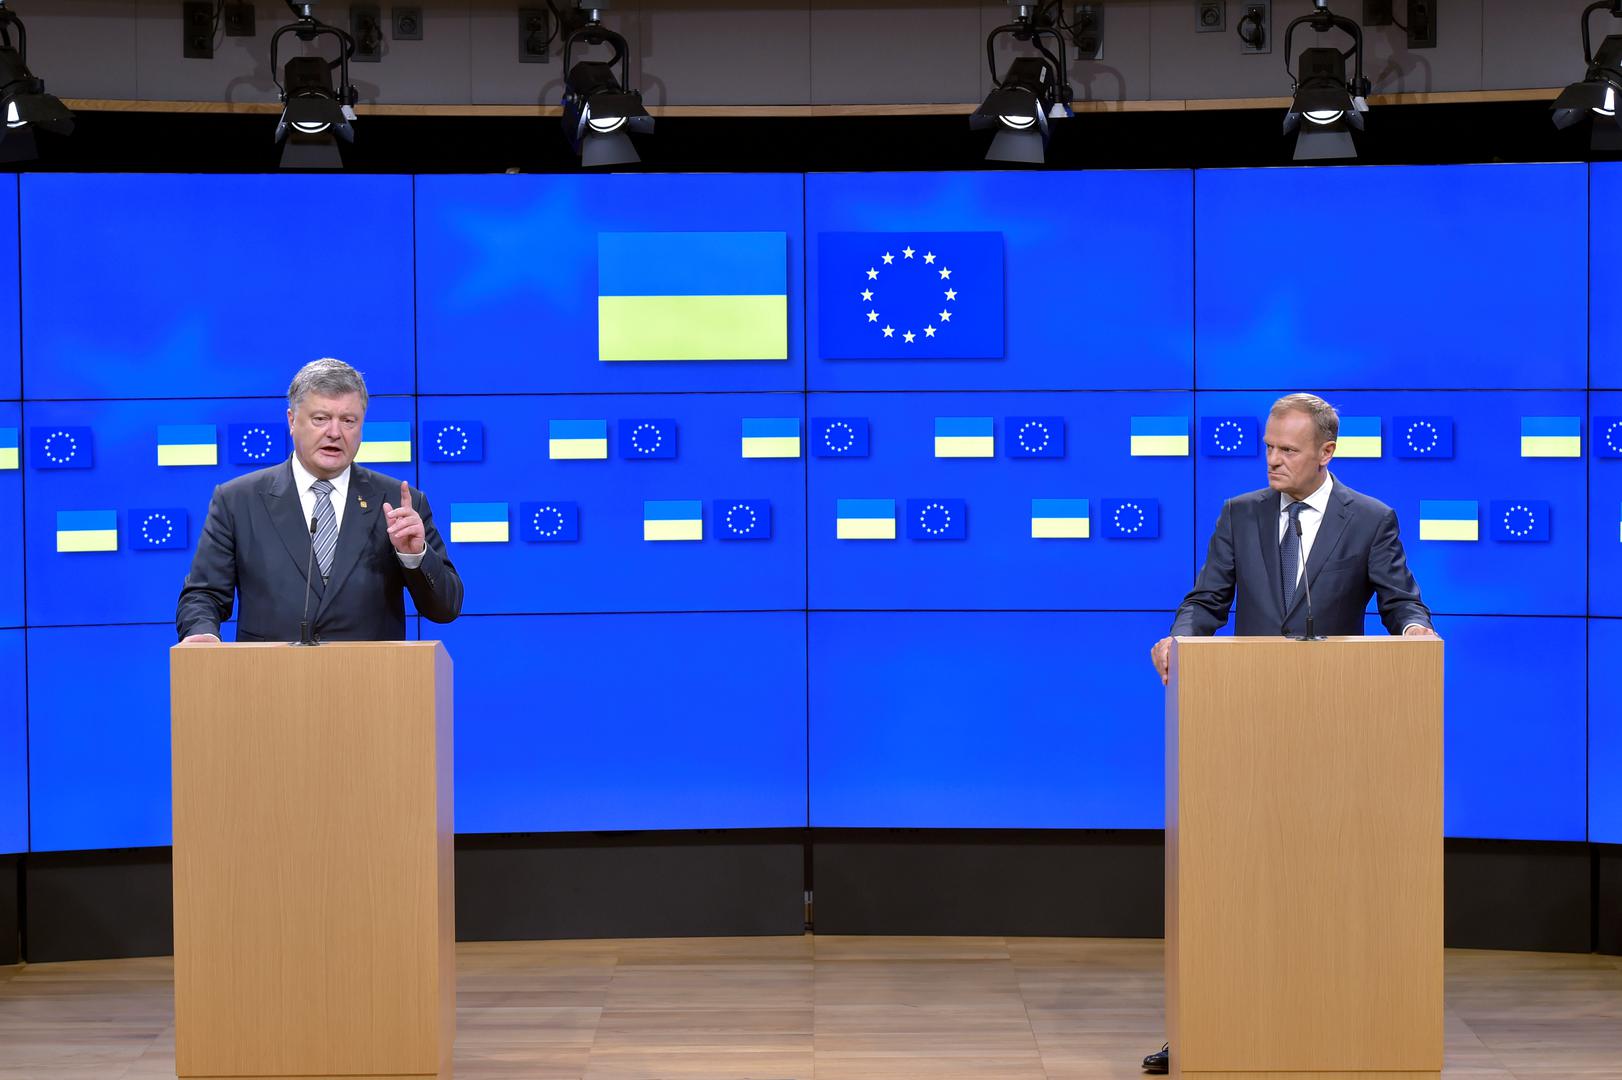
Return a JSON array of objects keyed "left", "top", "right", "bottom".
[
  {"left": 1552, "top": 2, "right": 1622, "bottom": 150},
  {"left": 271, "top": 3, "right": 358, "bottom": 169},
  {"left": 971, "top": 3, "right": 1073, "bottom": 165},
  {"left": 0, "top": 1, "right": 74, "bottom": 163},
  {"left": 1281, "top": 1, "right": 1369, "bottom": 162},
  {"left": 560, "top": 5, "right": 651, "bottom": 168}
]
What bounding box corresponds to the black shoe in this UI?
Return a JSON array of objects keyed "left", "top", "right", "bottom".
[{"left": 1141, "top": 1042, "right": 1169, "bottom": 1074}]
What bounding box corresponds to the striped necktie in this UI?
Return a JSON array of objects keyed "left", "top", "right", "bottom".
[
  {"left": 1279, "top": 500, "right": 1308, "bottom": 613},
  {"left": 310, "top": 478, "right": 338, "bottom": 579}
]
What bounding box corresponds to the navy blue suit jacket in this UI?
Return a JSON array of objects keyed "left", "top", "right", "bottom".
[
  {"left": 175, "top": 459, "right": 463, "bottom": 642},
  {"left": 1170, "top": 478, "right": 1432, "bottom": 638}
]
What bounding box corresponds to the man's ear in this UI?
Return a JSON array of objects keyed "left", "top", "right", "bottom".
[{"left": 1320, "top": 439, "right": 1336, "bottom": 465}]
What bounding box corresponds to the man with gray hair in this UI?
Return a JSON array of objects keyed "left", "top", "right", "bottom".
[
  {"left": 1138, "top": 391, "right": 1435, "bottom": 1073},
  {"left": 176, "top": 358, "right": 462, "bottom": 643}
]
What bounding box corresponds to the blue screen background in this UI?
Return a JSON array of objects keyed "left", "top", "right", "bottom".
[{"left": 2, "top": 166, "right": 1616, "bottom": 853}]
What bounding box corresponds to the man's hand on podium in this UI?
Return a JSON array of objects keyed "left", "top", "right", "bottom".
[
  {"left": 1151, "top": 636, "right": 1173, "bottom": 686},
  {"left": 181, "top": 634, "right": 222, "bottom": 643},
  {"left": 1403, "top": 624, "right": 1440, "bottom": 638}
]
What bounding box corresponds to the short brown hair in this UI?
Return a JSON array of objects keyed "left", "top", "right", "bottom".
[{"left": 1270, "top": 393, "right": 1339, "bottom": 447}]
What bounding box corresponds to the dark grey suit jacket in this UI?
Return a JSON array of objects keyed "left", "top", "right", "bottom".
[
  {"left": 175, "top": 460, "right": 463, "bottom": 642},
  {"left": 1169, "top": 478, "right": 1432, "bottom": 638}
]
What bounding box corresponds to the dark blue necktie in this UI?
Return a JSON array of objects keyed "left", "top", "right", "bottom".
[{"left": 1279, "top": 500, "right": 1309, "bottom": 613}]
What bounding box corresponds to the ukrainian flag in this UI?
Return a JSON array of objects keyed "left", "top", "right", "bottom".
[
  {"left": 156, "top": 424, "right": 218, "bottom": 467},
  {"left": 550, "top": 419, "right": 609, "bottom": 460},
  {"left": 0, "top": 427, "right": 16, "bottom": 470},
  {"left": 1520, "top": 416, "right": 1581, "bottom": 458},
  {"left": 934, "top": 417, "right": 994, "bottom": 458},
  {"left": 741, "top": 417, "right": 801, "bottom": 458},
  {"left": 57, "top": 509, "right": 118, "bottom": 553},
  {"left": 644, "top": 500, "right": 703, "bottom": 541},
  {"left": 836, "top": 498, "right": 896, "bottom": 540},
  {"left": 598, "top": 232, "right": 789, "bottom": 362},
  {"left": 1419, "top": 500, "right": 1479, "bottom": 542},
  {"left": 449, "top": 502, "right": 509, "bottom": 543},
  {"left": 1129, "top": 416, "right": 1189, "bottom": 456},
  {"left": 1336, "top": 416, "right": 1382, "bottom": 458},
  {"left": 1031, "top": 498, "right": 1090, "bottom": 539},
  {"left": 355, "top": 421, "right": 413, "bottom": 463}
]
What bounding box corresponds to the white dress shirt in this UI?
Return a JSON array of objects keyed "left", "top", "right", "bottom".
[
  {"left": 1275, "top": 471, "right": 1335, "bottom": 588},
  {"left": 288, "top": 454, "right": 423, "bottom": 569},
  {"left": 1277, "top": 470, "right": 1425, "bottom": 634}
]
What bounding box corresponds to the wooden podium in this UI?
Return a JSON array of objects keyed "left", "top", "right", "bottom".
[
  {"left": 171, "top": 641, "right": 455, "bottom": 1080},
  {"left": 1166, "top": 636, "right": 1443, "bottom": 1080}
]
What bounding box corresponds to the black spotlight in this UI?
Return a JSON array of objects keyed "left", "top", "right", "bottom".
[
  {"left": 271, "top": 3, "right": 358, "bottom": 169},
  {"left": 0, "top": 1, "right": 75, "bottom": 163},
  {"left": 971, "top": 3, "right": 1072, "bottom": 165},
  {"left": 1281, "top": 1, "right": 1369, "bottom": 161},
  {"left": 561, "top": 6, "right": 652, "bottom": 168},
  {"left": 1552, "top": 1, "right": 1622, "bottom": 150}
]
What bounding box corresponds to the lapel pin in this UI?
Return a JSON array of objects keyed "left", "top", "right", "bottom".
[{"left": 358, "top": 498, "right": 368, "bottom": 509}]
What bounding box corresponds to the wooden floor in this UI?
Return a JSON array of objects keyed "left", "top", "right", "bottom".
[{"left": 1, "top": 936, "right": 1619, "bottom": 1079}]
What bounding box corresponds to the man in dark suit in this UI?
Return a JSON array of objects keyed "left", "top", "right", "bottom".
[
  {"left": 1139, "top": 392, "right": 1436, "bottom": 1074},
  {"left": 177, "top": 358, "right": 462, "bottom": 643}
]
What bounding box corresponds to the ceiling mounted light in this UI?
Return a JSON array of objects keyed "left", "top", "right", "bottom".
[
  {"left": 271, "top": 2, "right": 358, "bottom": 169},
  {"left": 1552, "top": 1, "right": 1622, "bottom": 150},
  {"left": 560, "top": 4, "right": 652, "bottom": 167},
  {"left": 0, "top": 0, "right": 75, "bottom": 163},
  {"left": 971, "top": 2, "right": 1074, "bottom": 164},
  {"left": 1281, "top": 1, "right": 1369, "bottom": 161}
]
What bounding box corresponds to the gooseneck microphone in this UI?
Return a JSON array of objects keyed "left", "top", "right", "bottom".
[
  {"left": 1293, "top": 514, "right": 1321, "bottom": 642},
  {"left": 295, "top": 512, "right": 320, "bottom": 647}
]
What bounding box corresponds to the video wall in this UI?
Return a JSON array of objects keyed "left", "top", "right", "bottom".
[{"left": 4, "top": 163, "right": 1618, "bottom": 855}]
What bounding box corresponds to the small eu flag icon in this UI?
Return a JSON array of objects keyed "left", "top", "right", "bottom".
[
  {"left": 1006, "top": 417, "right": 1064, "bottom": 459},
  {"left": 519, "top": 501, "right": 580, "bottom": 542},
  {"left": 715, "top": 499, "right": 771, "bottom": 540}
]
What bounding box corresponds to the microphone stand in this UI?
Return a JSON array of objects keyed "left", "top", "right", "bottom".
[
  {"left": 295, "top": 513, "right": 320, "bottom": 646},
  {"left": 1290, "top": 514, "right": 1324, "bottom": 642}
]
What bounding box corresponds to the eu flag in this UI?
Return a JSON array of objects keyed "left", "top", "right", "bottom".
[
  {"left": 818, "top": 232, "right": 1003, "bottom": 359},
  {"left": 811, "top": 417, "right": 870, "bottom": 458},
  {"left": 227, "top": 423, "right": 287, "bottom": 466},
  {"left": 130, "top": 508, "right": 189, "bottom": 551},
  {"left": 423, "top": 421, "right": 485, "bottom": 463},
  {"left": 906, "top": 498, "right": 967, "bottom": 540},
  {"left": 30, "top": 426, "right": 93, "bottom": 469},
  {"left": 1489, "top": 500, "right": 1551, "bottom": 542},
  {"left": 1101, "top": 498, "right": 1160, "bottom": 539},
  {"left": 620, "top": 418, "right": 678, "bottom": 460},
  {"left": 715, "top": 499, "right": 772, "bottom": 540},
  {"left": 1596, "top": 416, "right": 1622, "bottom": 458},
  {"left": 1200, "top": 416, "right": 1257, "bottom": 457},
  {"left": 1006, "top": 417, "right": 1064, "bottom": 459},
  {"left": 1394, "top": 416, "right": 1455, "bottom": 459},
  {"left": 519, "top": 501, "right": 579, "bottom": 542}
]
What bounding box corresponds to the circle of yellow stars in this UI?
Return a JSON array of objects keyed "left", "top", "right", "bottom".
[{"left": 861, "top": 245, "right": 957, "bottom": 344}]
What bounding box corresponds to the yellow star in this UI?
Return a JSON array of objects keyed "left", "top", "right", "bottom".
[
  {"left": 866, "top": 268, "right": 879, "bottom": 280},
  {"left": 867, "top": 310, "right": 879, "bottom": 322},
  {"left": 861, "top": 289, "right": 873, "bottom": 301},
  {"left": 939, "top": 310, "right": 952, "bottom": 322},
  {"left": 939, "top": 267, "right": 952, "bottom": 279},
  {"left": 903, "top": 331, "right": 916, "bottom": 343},
  {"left": 882, "top": 252, "right": 895, "bottom": 264},
  {"left": 944, "top": 288, "right": 957, "bottom": 300},
  {"left": 924, "top": 326, "right": 936, "bottom": 337},
  {"left": 923, "top": 252, "right": 936, "bottom": 264},
  {"left": 902, "top": 246, "right": 915, "bottom": 259},
  {"left": 882, "top": 325, "right": 895, "bottom": 337}
]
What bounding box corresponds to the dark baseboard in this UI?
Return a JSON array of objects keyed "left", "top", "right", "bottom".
[
  {"left": 9, "top": 833, "right": 1611, "bottom": 961},
  {"left": 1598, "top": 843, "right": 1622, "bottom": 956},
  {"left": 23, "top": 848, "right": 173, "bottom": 963},
  {"left": 1443, "top": 838, "right": 1594, "bottom": 953},
  {"left": 454, "top": 830, "right": 807, "bottom": 941},
  {"left": 811, "top": 829, "right": 1165, "bottom": 937},
  {"left": 0, "top": 854, "right": 18, "bottom": 966}
]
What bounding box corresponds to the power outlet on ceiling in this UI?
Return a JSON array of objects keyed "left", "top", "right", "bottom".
[
  {"left": 519, "top": 7, "right": 552, "bottom": 63},
  {"left": 1406, "top": 0, "right": 1437, "bottom": 48},
  {"left": 222, "top": 2, "right": 255, "bottom": 37},
  {"left": 182, "top": 0, "right": 214, "bottom": 59},
  {"left": 1072, "top": 3, "right": 1103, "bottom": 61},
  {"left": 350, "top": 4, "right": 383, "bottom": 61}
]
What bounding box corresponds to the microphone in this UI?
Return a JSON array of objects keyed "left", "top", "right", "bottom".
[
  {"left": 295, "top": 512, "right": 320, "bottom": 647},
  {"left": 1293, "top": 514, "right": 1321, "bottom": 642}
]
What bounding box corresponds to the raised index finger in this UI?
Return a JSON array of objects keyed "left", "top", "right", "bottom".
[{"left": 399, "top": 480, "right": 413, "bottom": 510}]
